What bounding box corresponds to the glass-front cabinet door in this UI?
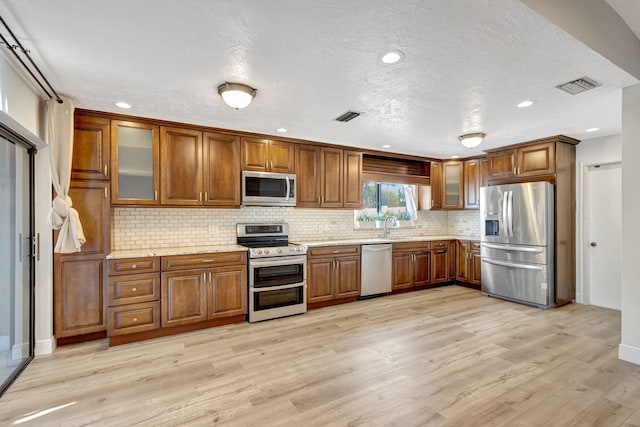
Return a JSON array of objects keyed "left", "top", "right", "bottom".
[
  {"left": 111, "top": 120, "right": 160, "bottom": 205},
  {"left": 442, "top": 161, "right": 463, "bottom": 209}
]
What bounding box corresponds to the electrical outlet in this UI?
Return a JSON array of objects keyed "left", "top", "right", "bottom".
[{"left": 208, "top": 225, "right": 218, "bottom": 235}]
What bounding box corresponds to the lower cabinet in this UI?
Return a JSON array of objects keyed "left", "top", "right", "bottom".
[
  {"left": 392, "top": 241, "right": 431, "bottom": 290},
  {"left": 104, "top": 251, "right": 246, "bottom": 344},
  {"left": 161, "top": 252, "right": 247, "bottom": 327},
  {"left": 308, "top": 245, "right": 361, "bottom": 304},
  {"left": 54, "top": 256, "right": 106, "bottom": 338},
  {"left": 107, "top": 257, "right": 161, "bottom": 336},
  {"left": 456, "top": 240, "right": 481, "bottom": 287},
  {"left": 431, "top": 240, "right": 456, "bottom": 284}
]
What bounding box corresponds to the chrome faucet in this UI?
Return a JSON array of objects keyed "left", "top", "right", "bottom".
[{"left": 382, "top": 216, "right": 399, "bottom": 239}]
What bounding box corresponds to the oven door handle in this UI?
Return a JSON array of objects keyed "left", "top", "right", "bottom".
[
  {"left": 251, "top": 282, "right": 306, "bottom": 292},
  {"left": 250, "top": 255, "right": 307, "bottom": 267}
]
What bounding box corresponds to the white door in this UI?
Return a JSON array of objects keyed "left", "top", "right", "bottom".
[{"left": 586, "top": 162, "right": 622, "bottom": 310}]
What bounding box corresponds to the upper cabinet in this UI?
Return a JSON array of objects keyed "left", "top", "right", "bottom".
[
  {"left": 442, "top": 161, "right": 463, "bottom": 209},
  {"left": 160, "top": 127, "right": 241, "bottom": 207},
  {"left": 487, "top": 141, "right": 555, "bottom": 182},
  {"left": 160, "top": 126, "right": 203, "bottom": 205},
  {"left": 202, "top": 132, "right": 241, "bottom": 207},
  {"left": 241, "top": 137, "right": 294, "bottom": 173},
  {"left": 430, "top": 161, "right": 442, "bottom": 210},
  {"left": 72, "top": 114, "right": 110, "bottom": 181},
  {"left": 111, "top": 120, "right": 160, "bottom": 205},
  {"left": 295, "top": 145, "right": 362, "bottom": 208},
  {"left": 464, "top": 158, "right": 487, "bottom": 209}
]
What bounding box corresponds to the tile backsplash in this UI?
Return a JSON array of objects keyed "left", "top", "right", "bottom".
[{"left": 112, "top": 207, "right": 480, "bottom": 250}]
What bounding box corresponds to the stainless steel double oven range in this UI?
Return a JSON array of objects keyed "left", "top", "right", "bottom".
[{"left": 236, "top": 223, "right": 307, "bottom": 322}]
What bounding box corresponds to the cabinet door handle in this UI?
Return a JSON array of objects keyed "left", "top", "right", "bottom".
[
  {"left": 199, "top": 192, "right": 203, "bottom": 202},
  {"left": 131, "top": 287, "right": 138, "bottom": 292},
  {"left": 205, "top": 192, "right": 208, "bottom": 202},
  {"left": 431, "top": 200, "right": 435, "bottom": 208},
  {"left": 154, "top": 190, "right": 158, "bottom": 201},
  {"left": 270, "top": 160, "right": 273, "bottom": 170},
  {"left": 513, "top": 167, "right": 516, "bottom": 174},
  {"left": 104, "top": 187, "right": 108, "bottom": 199},
  {"left": 265, "top": 161, "right": 269, "bottom": 170},
  {"left": 209, "top": 272, "right": 212, "bottom": 283},
  {"left": 201, "top": 259, "right": 214, "bottom": 263},
  {"left": 104, "top": 164, "right": 108, "bottom": 176}
]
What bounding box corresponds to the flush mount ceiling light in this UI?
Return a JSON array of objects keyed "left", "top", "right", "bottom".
[
  {"left": 459, "top": 132, "right": 486, "bottom": 148},
  {"left": 380, "top": 49, "right": 405, "bottom": 64},
  {"left": 276, "top": 128, "right": 287, "bottom": 133},
  {"left": 585, "top": 127, "right": 600, "bottom": 132},
  {"left": 217, "top": 82, "right": 257, "bottom": 110},
  {"left": 115, "top": 101, "right": 131, "bottom": 109},
  {"left": 382, "top": 144, "right": 391, "bottom": 148}
]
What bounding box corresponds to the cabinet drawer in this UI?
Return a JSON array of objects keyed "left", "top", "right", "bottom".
[
  {"left": 108, "top": 302, "right": 160, "bottom": 336},
  {"left": 108, "top": 257, "right": 160, "bottom": 275},
  {"left": 108, "top": 273, "right": 160, "bottom": 306},
  {"left": 392, "top": 241, "right": 431, "bottom": 252},
  {"left": 308, "top": 245, "right": 361, "bottom": 258},
  {"left": 162, "top": 251, "right": 247, "bottom": 271},
  {"left": 431, "top": 240, "right": 449, "bottom": 249}
]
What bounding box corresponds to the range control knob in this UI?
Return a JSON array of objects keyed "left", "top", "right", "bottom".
[
  {"left": 277, "top": 248, "right": 283, "bottom": 253},
  {"left": 291, "top": 247, "right": 298, "bottom": 252},
  {"left": 256, "top": 249, "right": 262, "bottom": 255},
  {"left": 264, "top": 249, "right": 270, "bottom": 254}
]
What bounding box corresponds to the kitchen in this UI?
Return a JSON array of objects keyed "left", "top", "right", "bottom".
[{"left": 1, "top": 0, "right": 640, "bottom": 425}]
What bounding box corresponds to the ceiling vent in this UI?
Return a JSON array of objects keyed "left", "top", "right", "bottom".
[
  {"left": 334, "top": 111, "right": 361, "bottom": 122},
  {"left": 556, "top": 76, "right": 601, "bottom": 95}
]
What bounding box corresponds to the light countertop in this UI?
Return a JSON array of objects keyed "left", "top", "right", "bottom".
[
  {"left": 106, "top": 244, "right": 248, "bottom": 260},
  {"left": 297, "top": 235, "right": 480, "bottom": 247}
]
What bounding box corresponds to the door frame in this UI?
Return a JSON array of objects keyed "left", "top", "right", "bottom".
[{"left": 576, "top": 160, "right": 622, "bottom": 305}]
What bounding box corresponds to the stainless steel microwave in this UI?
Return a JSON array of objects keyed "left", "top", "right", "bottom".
[{"left": 241, "top": 171, "right": 296, "bottom": 206}]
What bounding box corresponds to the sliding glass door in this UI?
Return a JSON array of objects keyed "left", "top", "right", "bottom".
[{"left": 0, "top": 134, "right": 34, "bottom": 395}]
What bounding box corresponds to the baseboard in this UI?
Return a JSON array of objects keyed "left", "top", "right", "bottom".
[
  {"left": 619, "top": 343, "right": 640, "bottom": 365},
  {"left": 12, "top": 342, "right": 29, "bottom": 360},
  {"left": 35, "top": 337, "right": 56, "bottom": 356}
]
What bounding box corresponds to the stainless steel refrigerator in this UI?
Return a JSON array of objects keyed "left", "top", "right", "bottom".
[{"left": 480, "top": 181, "right": 555, "bottom": 308}]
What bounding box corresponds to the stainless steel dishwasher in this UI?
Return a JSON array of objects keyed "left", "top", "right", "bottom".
[{"left": 360, "top": 244, "right": 392, "bottom": 298}]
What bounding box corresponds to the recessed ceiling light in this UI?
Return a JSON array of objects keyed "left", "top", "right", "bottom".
[
  {"left": 380, "top": 50, "right": 405, "bottom": 64},
  {"left": 516, "top": 100, "right": 535, "bottom": 108},
  {"left": 451, "top": 155, "right": 460, "bottom": 159},
  {"left": 585, "top": 127, "right": 600, "bottom": 132},
  {"left": 276, "top": 128, "right": 287, "bottom": 133},
  {"left": 382, "top": 144, "right": 391, "bottom": 148},
  {"left": 115, "top": 102, "right": 131, "bottom": 109}
]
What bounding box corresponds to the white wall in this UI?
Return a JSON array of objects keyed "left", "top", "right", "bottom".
[
  {"left": 0, "top": 53, "right": 54, "bottom": 356},
  {"left": 620, "top": 84, "right": 640, "bottom": 365},
  {"left": 575, "top": 134, "right": 622, "bottom": 303}
]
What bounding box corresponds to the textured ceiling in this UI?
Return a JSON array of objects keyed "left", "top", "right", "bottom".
[{"left": 0, "top": 0, "right": 637, "bottom": 158}]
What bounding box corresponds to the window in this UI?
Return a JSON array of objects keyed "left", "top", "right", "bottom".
[{"left": 356, "top": 182, "right": 417, "bottom": 225}]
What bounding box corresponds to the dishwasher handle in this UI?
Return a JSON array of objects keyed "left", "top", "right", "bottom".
[{"left": 362, "top": 245, "right": 392, "bottom": 252}]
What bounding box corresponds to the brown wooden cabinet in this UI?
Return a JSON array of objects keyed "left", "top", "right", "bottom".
[
  {"left": 54, "top": 257, "right": 106, "bottom": 338},
  {"left": 203, "top": 132, "right": 241, "bottom": 207},
  {"left": 487, "top": 142, "right": 555, "bottom": 182},
  {"left": 295, "top": 145, "right": 362, "bottom": 208},
  {"left": 464, "top": 159, "right": 482, "bottom": 209},
  {"left": 107, "top": 256, "right": 161, "bottom": 337},
  {"left": 160, "top": 127, "right": 241, "bottom": 207},
  {"left": 456, "top": 240, "right": 481, "bottom": 288},
  {"left": 392, "top": 241, "right": 431, "bottom": 290},
  {"left": 54, "top": 180, "right": 110, "bottom": 339},
  {"left": 430, "top": 161, "right": 442, "bottom": 210},
  {"left": 431, "top": 240, "right": 455, "bottom": 284},
  {"left": 161, "top": 252, "right": 247, "bottom": 327},
  {"left": 111, "top": 120, "right": 160, "bottom": 205},
  {"left": 241, "top": 137, "right": 294, "bottom": 173},
  {"left": 442, "top": 161, "right": 464, "bottom": 209},
  {"left": 307, "top": 245, "right": 361, "bottom": 305},
  {"left": 72, "top": 114, "right": 110, "bottom": 181},
  {"left": 160, "top": 126, "right": 203, "bottom": 205}
]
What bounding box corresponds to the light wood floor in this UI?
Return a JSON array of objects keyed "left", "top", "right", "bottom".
[{"left": 1, "top": 285, "right": 639, "bottom": 426}]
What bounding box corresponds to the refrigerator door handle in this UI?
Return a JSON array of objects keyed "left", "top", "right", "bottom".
[
  {"left": 502, "top": 192, "right": 509, "bottom": 237},
  {"left": 481, "top": 243, "right": 544, "bottom": 253},
  {"left": 482, "top": 258, "right": 544, "bottom": 271},
  {"left": 507, "top": 190, "right": 514, "bottom": 237}
]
